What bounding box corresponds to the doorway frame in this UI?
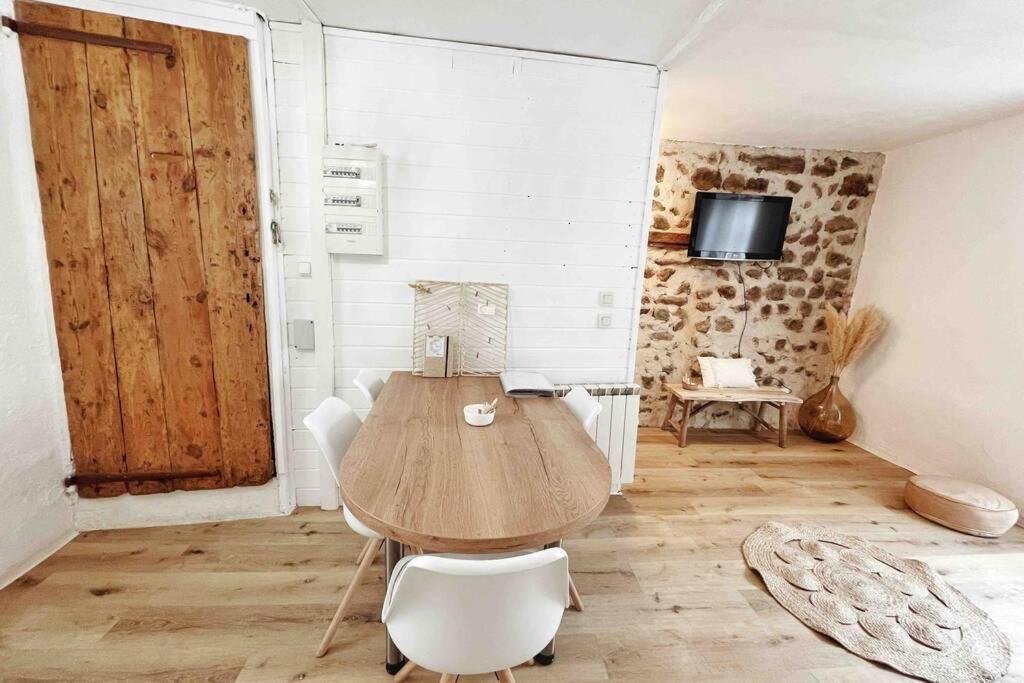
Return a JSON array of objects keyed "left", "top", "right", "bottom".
[{"left": 9, "top": 0, "right": 296, "bottom": 520}]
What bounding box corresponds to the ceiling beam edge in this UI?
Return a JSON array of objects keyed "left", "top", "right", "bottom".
[
  {"left": 296, "top": 0, "right": 322, "bottom": 24},
  {"left": 658, "top": 0, "right": 731, "bottom": 69}
]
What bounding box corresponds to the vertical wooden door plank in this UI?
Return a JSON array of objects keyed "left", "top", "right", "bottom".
[
  {"left": 81, "top": 10, "right": 173, "bottom": 494},
  {"left": 16, "top": 1, "right": 127, "bottom": 497},
  {"left": 180, "top": 28, "right": 273, "bottom": 487},
  {"left": 124, "top": 17, "right": 223, "bottom": 490}
]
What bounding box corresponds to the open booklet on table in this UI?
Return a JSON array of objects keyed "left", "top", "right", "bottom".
[{"left": 499, "top": 371, "right": 555, "bottom": 397}]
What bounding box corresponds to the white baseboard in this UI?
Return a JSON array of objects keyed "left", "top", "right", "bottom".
[
  {"left": 73, "top": 479, "right": 292, "bottom": 531},
  {"left": 847, "top": 436, "right": 907, "bottom": 471},
  {"left": 850, "top": 437, "right": 1023, "bottom": 529},
  {"left": 0, "top": 529, "right": 77, "bottom": 591}
]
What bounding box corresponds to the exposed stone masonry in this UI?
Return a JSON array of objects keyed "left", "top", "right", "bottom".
[{"left": 637, "top": 141, "right": 885, "bottom": 428}]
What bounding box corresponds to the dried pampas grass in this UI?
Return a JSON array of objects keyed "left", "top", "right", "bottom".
[{"left": 825, "top": 304, "right": 885, "bottom": 376}]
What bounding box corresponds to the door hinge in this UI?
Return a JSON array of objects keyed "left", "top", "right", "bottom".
[
  {"left": 2, "top": 16, "right": 176, "bottom": 66},
  {"left": 65, "top": 469, "right": 220, "bottom": 486}
]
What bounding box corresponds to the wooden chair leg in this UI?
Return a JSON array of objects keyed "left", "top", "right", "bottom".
[
  {"left": 568, "top": 575, "right": 584, "bottom": 612},
  {"left": 496, "top": 669, "right": 516, "bottom": 683},
  {"left": 355, "top": 539, "right": 370, "bottom": 565},
  {"left": 316, "top": 537, "right": 382, "bottom": 657},
  {"left": 394, "top": 660, "right": 418, "bottom": 682},
  {"left": 677, "top": 400, "right": 692, "bottom": 447},
  {"left": 778, "top": 404, "right": 789, "bottom": 448}
]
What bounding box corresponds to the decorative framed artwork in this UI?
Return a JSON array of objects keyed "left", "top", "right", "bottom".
[{"left": 410, "top": 280, "right": 508, "bottom": 376}]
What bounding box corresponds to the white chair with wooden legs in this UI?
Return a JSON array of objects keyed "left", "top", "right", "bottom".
[
  {"left": 304, "top": 396, "right": 385, "bottom": 658},
  {"left": 384, "top": 549, "right": 569, "bottom": 683},
  {"left": 563, "top": 385, "right": 603, "bottom": 432},
  {"left": 353, "top": 368, "right": 385, "bottom": 407},
  {"left": 557, "top": 385, "right": 603, "bottom": 612}
]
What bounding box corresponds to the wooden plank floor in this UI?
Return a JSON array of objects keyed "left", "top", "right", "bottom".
[{"left": 1, "top": 428, "right": 1022, "bottom": 682}]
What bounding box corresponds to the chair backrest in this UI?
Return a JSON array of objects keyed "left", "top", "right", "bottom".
[
  {"left": 563, "top": 385, "right": 602, "bottom": 432},
  {"left": 353, "top": 369, "right": 385, "bottom": 406},
  {"left": 382, "top": 548, "right": 569, "bottom": 676},
  {"left": 302, "top": 397, "right": 362, "bottom": 489}
]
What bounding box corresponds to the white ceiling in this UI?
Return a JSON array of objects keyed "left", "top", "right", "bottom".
[
  {"left": 247, "top": 0, "right": 1024, "bottom": 151},
  {"left": 661, "top": 0, "right": 1024, "bottom": 150},
  {"left": 248, "top": 0, "right": 708, "bottom": 64}
]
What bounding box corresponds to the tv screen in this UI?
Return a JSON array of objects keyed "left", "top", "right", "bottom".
[{"left": 687, "top": 192, "right": 793, "bottom": 261}]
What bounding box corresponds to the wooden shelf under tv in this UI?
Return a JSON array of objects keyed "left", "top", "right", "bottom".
[{"left": 648, "top": 230, "right": 690, "bottom": 248}]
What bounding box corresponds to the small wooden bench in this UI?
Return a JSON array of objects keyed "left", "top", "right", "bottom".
[{"left": 661, "top": 383, "right": 804, "bottom": 448}]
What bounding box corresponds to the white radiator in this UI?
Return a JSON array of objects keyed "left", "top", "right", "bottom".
[{"left": 555, "top": 384, "right": 640, "bottom": 494}]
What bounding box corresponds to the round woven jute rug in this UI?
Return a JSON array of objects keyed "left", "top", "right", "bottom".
[{"left": 742, "top": 521, "right": 1011, "bottom": 682}]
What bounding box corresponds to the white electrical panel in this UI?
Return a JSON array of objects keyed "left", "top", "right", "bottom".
[{"left": 321, "top": 144, "right": 383, "bottom": 255}]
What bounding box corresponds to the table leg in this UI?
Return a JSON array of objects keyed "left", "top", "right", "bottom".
[
  {"left": 661, "top": 392, "right": 677, "bottom": 431},
  {"left": 535, "top": 540, "right": 561, "bottom": 665},
  {"left": 755, "top": 402, "right": 767, "bottom": 432},
  {"left": 778, "top": 404, "right": 789, "bottom": 448},
  {"left": 385, "top": 538, "right": 405, "bottom": 674},
  {"left": 677, "top": 400, "right": 692, "bottom": 448}
]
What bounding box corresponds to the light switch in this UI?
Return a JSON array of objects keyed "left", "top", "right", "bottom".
[
  {"left": 292, "top": 319, "right": 315, "bottom": 350},
  {"left": 599, "top": 291, "right": 614, "bottom": 307},
  {"left": 298, "top": 261, "right": 312, "bottom": 277},
  {"left": 597, "top": 314, "right": 612, "bottom": 329}
]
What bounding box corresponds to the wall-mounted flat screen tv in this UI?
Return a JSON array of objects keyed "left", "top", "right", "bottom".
[{"left": 687, "top": 192, "right": 793, "bottom": 261}]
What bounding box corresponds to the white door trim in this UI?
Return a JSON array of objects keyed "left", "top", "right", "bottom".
[
  {"left": 250, "top": 13, "right": 295, "bottom": 514},
  {"left": 30, "top": 0, "right": 260, "bottom": 38}
]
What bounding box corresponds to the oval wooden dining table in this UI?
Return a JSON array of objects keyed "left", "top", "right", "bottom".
[{"left": 340, "top": 372, "right": 612, "bottom": 673}]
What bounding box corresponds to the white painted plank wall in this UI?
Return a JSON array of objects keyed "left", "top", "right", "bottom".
[{"left": 270, "top": 23, "right": 659, "bottom": 506}]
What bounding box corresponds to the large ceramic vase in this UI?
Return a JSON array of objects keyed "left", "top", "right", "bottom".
[{"left": 798, "top": 375, "right": 855, "bottom": 442}]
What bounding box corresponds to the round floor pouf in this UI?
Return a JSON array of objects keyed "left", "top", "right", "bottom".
[{"left": 905, "top": 475, "right": 1019, "bottom": 538}]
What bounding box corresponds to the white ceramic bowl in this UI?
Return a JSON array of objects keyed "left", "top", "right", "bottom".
[{"left": 463, "top": 403, "right": 496, "bottom": 427}]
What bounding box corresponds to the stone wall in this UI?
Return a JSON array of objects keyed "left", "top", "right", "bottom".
[{"left": 636, "top": 140, "right": 885, "bottom": 428}]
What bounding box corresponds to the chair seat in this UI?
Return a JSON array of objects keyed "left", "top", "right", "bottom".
[
  {"left": 383, "top": 551, "right": 532, "bottom": 617},
  {"left": 381, "top": 549, "right": 569, "bottom": 676},
  {"left": 344, "top": 505, "right": 384, "bottom": 539}
]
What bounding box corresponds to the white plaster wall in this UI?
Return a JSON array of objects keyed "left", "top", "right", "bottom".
[
  {"left": 845, "top": 111, "right": 1024, "bottom": 515},
  {"left": 73, "top": 481, "right": 283, "bottom": 531},
  {"left": 0, "top": 10, "right": 77, "bottom": 588}
]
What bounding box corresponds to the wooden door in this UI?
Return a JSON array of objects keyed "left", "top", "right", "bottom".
[{"left": 16, "top": 1, "right": 273, "bottom": 497}]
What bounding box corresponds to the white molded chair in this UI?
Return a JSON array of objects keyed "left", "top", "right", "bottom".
[
  {"left": 304, "top": 396, "right": 385, "bottom": 658},
  {"left": 563, "top": 385, "right": 602, "bottom": 432},
  {"left": 559, "top": 385, "right": 603, "bottom": 613},
  {"left": 353, "top": 368, "right": 385, "bottom": 406},
  {"left": 384, "top": 549, "right": 569, "bottom": 683}
]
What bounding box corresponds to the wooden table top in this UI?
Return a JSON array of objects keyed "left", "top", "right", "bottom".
[
  {"left": 663, "top": 383, "right": 804, "bottom": 404},
  {"left": 340, "top": 372, "right": 612, "bottom": 552}
]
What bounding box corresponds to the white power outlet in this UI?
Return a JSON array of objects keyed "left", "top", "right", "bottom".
[
  {"left": 597, "top": 314, "right": 612, "bottom": 329},
  {"left": 599, "top": 291, "right": 614, "bottom": 306}
]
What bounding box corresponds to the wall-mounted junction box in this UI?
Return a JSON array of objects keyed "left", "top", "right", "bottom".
[
  {"left": 292, "top": 319, "right": 315, "bottom": 350},
  {"left": 322, "top": 144, "right": 383, "bottom": 255}
]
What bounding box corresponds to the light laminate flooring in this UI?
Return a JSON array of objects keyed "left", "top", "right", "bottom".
[{"left": 1, "top": 428, "right": 1022, "bottom": 681}]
